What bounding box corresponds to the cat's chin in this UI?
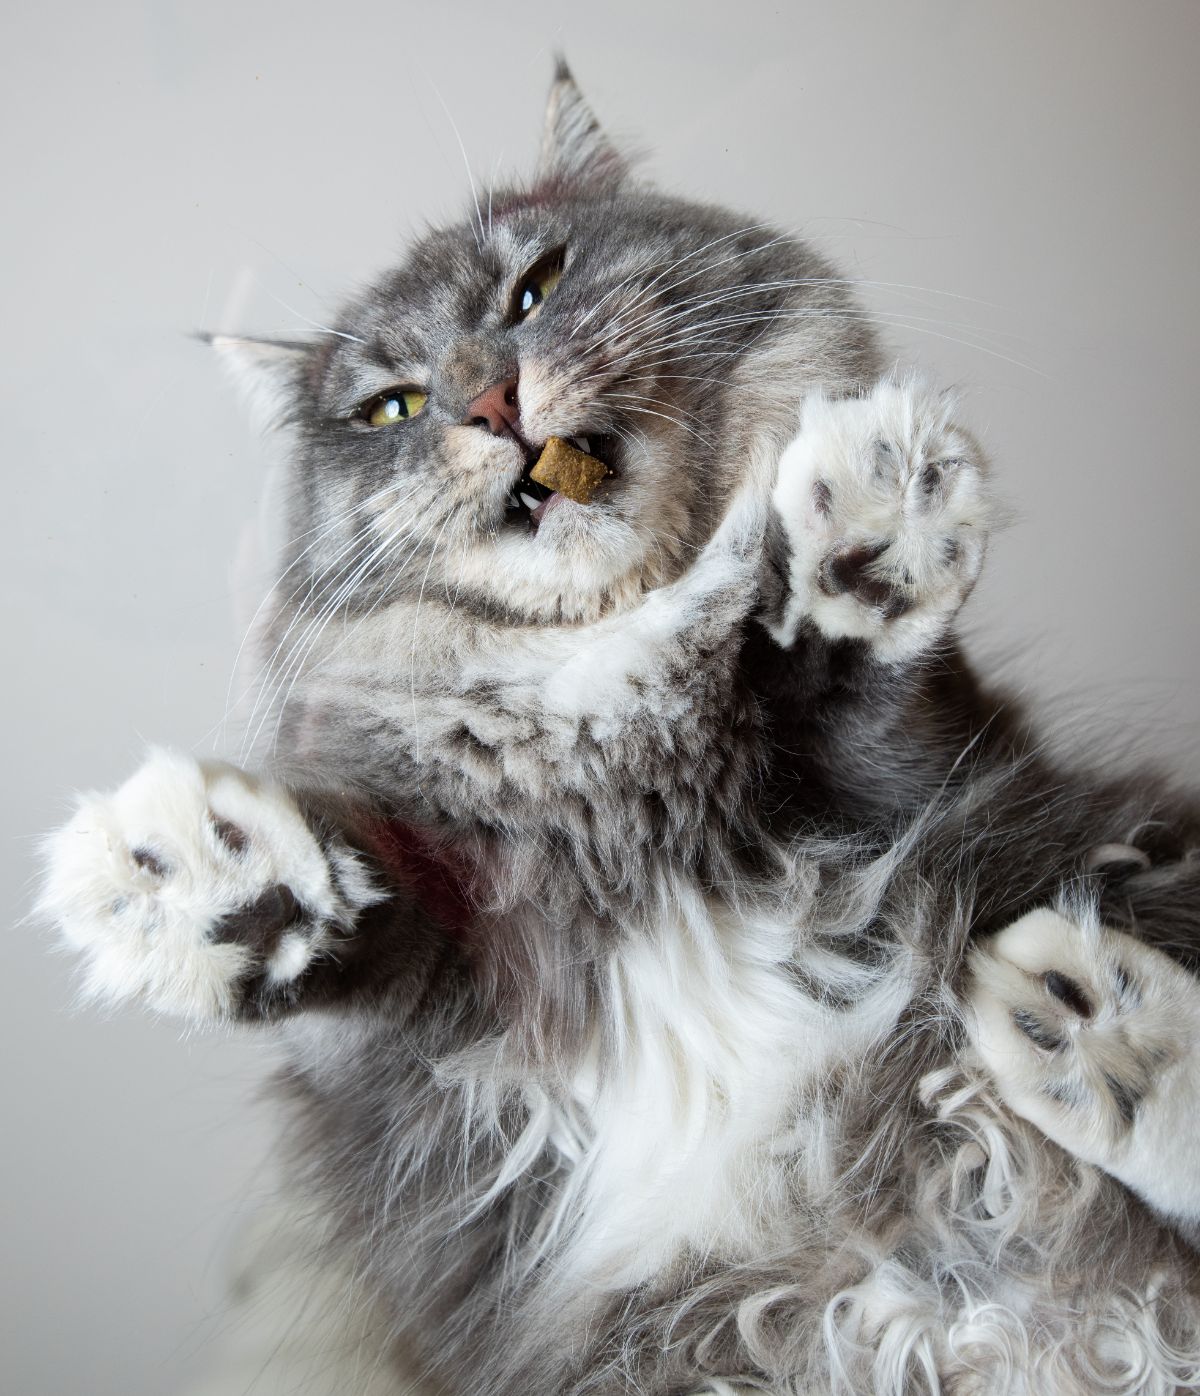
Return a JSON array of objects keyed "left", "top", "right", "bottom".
[
  {"left": 461, "top": 451, "right": 700, "bottom": 624},
  {"left": 451, "top": 508, "right": 668, "bottom": 625}
]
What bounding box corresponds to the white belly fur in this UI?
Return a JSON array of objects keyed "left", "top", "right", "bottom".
[{"left": 552, "top": 874, "right": 919, "bottom": 1287}]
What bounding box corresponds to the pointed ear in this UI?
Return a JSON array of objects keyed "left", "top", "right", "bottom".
[
  {"left": 537, "top": 58, "right": 628, "bottom": 187},
  {"left": 204, "top": 334, "right": 313, "bottom": 433}
]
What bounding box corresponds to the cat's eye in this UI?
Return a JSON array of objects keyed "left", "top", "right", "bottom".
[
  {"left": 356, "top": 387, "right": 428, "bottom": 427},
  {"left": 514, "top": 250, "right": 565, "bottom": 321}
]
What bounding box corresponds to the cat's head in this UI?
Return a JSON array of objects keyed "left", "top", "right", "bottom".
[{"left": 216, "top": 62, "right": 875, "bottom": 626}]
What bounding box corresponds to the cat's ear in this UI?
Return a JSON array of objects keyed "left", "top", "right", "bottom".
[
  {"left": 537, "top": 58, "right": 628, "bottom": 187},
  {"left": 204, "top": 334, "right": 313, "bottom": 432}
]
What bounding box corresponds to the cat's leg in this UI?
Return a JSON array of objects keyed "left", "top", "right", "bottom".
[
  {"left": 764, "top": 377, "right": 996, "bottom": 663},
  {"left": 38, "top": 749, "right": 453, "bottom": 1022},
  {"left": 965, "top": 907, "right": 1200, "bottom": 1232}
]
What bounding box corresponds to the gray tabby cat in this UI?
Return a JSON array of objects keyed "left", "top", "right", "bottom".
[{"left": 40, "top": 64, "right": 1200, "bottom": 1395}]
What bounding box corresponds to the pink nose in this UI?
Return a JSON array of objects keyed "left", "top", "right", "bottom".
[{"left": 466, "top": 376, "right": 520, "bottom": 436}]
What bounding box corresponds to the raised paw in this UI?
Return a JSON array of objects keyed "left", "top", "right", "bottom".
[
  {"left": 768, "top": 378, "right": 995, "bottom": 661},
  {"left": 966, "top": 907, "right": 1200, "bottom": 1226},
  {"left": 39, "top": 750, "right": 377, "bottom": 1020}
]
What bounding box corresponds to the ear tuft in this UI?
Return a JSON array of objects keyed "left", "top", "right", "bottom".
[
  {"left": 551, "top": 52, "right": 574, "bottom": 87},
  {"left": 204, "top": 334, "right": 312, "bottom": 433},
  {"left": 538, "top": 59, "right": 628, "bottom": 187}
]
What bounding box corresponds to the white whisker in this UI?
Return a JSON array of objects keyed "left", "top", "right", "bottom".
[
  {"left": 431, "top": 81, "right": 485, "bottom": 251},
  {"left": 255, "top": 278, "right": 364, "bottom": 343}
]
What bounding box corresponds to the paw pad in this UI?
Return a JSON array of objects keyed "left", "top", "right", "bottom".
[
  {"left": 818, "top": 540, "right": 911, "bottom": 619},
  {"left": 211, "top": 884, "right": 304, "bottom": 955},
  {"left": 131, "top": 846, "right": 169, "bottom": 879},
  {"left": 212, "top": 817, "right": 250, "bottom": 856},
  {"left": 1011, "top": 1008, "right": 1067, "bottom": 1053},
  {"left": 1043, "top": 971, "right": 1092, "bottom": 1019},
  {"left": 770, "top": 379, "right": 994, "bottom": 661}
]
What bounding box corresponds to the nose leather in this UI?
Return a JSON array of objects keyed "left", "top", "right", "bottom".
[{"left": 466, "top": 376, "right": 521, "bottom": 437}]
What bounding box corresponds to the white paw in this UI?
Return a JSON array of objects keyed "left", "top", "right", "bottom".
[
  {"left": 966, "top": 908, "right": 1200, "bottom": 1226},
  {"left": 39, "top": 750, "right": 376, "bottom": 1020},
  {"left": 769, "top": 377, "right": 994, "bottom": 661}
]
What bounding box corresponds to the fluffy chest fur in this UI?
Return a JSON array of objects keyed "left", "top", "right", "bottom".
[
  {"left": 550, "top": 878, "right": 918, "bottom": 1289},
  {"left": 268, "top": 479, "right": 926, "bottom": 1299},
  {"left": 277, "top": 476, "right": 773, "bottom": 854}
]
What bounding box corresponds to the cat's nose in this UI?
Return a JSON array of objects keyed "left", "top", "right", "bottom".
[{"left": 466, "top": 376, "right": 521, "bottom": 437}]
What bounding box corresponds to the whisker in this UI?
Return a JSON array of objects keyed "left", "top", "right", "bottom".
[
  {"left": 430, "top": 81, "right": 485, "bottom": 251},
  {"left": 590, "top": 234, "right": 803, "bottom": 343},
  {"left": 256, "top": 508, "right": 447, "bottom": 757},
  {"left": 255, "top": 279, "right": 364, "bottom": 343},
  {"left": 569, "top": 223, "right": 774, "bottom": 339},
  {"left": 243, "top": 504, "right": 438, "bottom": 757},
  {"left": 598, "top": 303, "right": 1041, "bottom": 376},
  {"left": 217, "top": 481, "right": 406, "bottom": 745},
  {"left": 604, "top": 393, "right": 716, "bottom": 447},
  {"left": 234, "top": 492, "right": 426, "bottom": 742},
  {"left": 409, "top": 507, "right": 462, "bottom": 761},
  {"left": 593, "top": 278, "right": 1029, "bottom": 369}
]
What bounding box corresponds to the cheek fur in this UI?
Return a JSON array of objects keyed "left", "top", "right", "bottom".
[{"left": 517, "top": 357, "right": 603, "bottom": 439}]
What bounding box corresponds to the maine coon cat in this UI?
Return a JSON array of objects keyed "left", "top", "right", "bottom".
[{"left": 40, "top": 64, "right": 1200, "bottom": 1394}]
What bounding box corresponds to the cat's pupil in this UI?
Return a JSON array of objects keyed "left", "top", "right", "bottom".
[
  {"left": 514, "top": 255, "right": 562, "bottom": 320},
  {"left": 362, "top": 387, "right": 427, "bottom": 427}
]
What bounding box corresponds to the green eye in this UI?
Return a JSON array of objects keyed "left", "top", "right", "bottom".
[
  {"left": 516, "top": 251, "right": 565, "bottom": 320},
  {"left": 360, "top": 388, "right": 428, "bottom": 427}
]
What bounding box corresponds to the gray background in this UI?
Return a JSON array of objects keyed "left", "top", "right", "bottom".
[{"left": 4, "top": 1, "right": 1198, "bottom": 1392}]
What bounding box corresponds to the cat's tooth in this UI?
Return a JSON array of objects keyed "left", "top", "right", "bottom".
[
  {"left": 519, "top": 492, "right": 541, "bottom": 512},
  {"left": 576, "top": 436, "right": 592, "bottom": 455}
]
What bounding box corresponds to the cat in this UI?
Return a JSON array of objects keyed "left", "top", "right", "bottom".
[{"left": 39, "top": 62, "right": 1200, "bottom": 1395}]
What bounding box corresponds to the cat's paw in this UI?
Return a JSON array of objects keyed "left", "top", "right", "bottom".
[
  {"left": 39, "top": 751, "right": 376, "bottom": 1020},
  {"left": 966, "top": 907, "right": 1200, "bottom": 1226},
  {"left": 768, "top": 378, "right": 994, "bottom": 661}
]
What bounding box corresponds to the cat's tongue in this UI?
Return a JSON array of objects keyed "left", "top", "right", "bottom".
[{"left": 530, "top": 493, "right": 562, "bottom": 526}]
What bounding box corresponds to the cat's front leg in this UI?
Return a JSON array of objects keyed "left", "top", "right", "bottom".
[
  {"left": 764, "top": 378, "right": 996, "bottom": 662},
  {"left": 39, "top": 750, "right": 382, "bottom": 1021},
  {"left": 966, "top": 908, "right": 1200, "bottom": 1232}
]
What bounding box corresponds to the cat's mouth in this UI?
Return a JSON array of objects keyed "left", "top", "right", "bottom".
[{"left": 505, "top": 435, "right": 618, "bottom": 534}]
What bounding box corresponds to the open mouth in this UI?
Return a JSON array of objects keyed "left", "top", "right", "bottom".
[{"left": 505, "top": 434, "right": 617, "bottom": 533}]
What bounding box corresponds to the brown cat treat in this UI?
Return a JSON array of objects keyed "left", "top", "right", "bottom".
[{"left": 530, "top": 436, "right": 608, "bottom": 503}]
